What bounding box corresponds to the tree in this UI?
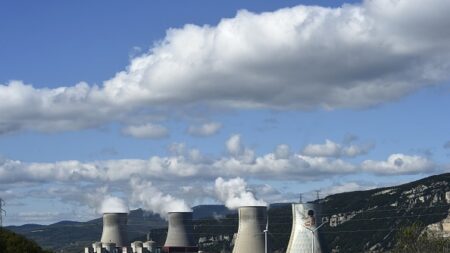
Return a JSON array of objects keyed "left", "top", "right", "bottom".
[{"left": 0, "top": 228, "right": 53, "bottom": 253}]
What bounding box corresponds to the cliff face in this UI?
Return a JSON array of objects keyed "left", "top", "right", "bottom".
[{"left": 318, "top": 173, "right": 450, "bottom": 252}]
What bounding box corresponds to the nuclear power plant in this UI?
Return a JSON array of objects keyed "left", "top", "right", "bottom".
[
  {"left": 232, "top": 206, "right": 269, "bottom": 253},
  {"left": 84, "top": 202, "right": 326, "bottom": 253},
  {"left": 286, "top": 203, "right": 325, "bottom": 253}
]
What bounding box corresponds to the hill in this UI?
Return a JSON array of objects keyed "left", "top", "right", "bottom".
[{"left": 0, "top": 227, "right": 53, "bottom": 253}]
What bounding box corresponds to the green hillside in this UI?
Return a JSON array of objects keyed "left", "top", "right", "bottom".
[{"left": 0, "top": 227, "right": 53, "bottom": 253}]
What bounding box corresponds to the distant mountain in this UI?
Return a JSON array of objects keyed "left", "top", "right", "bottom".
[{"left": 7, "top": 173, "right": 450, "bottom": 253}]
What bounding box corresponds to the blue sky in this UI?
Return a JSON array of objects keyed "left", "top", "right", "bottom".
[{"left": 1, "top": 0, "right": 449, "bottom": 225}]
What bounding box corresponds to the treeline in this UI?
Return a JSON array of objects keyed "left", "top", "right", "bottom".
[{"left": 0, "top": 228, "right": 52, "bottom": 253}]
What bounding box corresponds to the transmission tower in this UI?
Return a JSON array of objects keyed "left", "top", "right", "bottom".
[
  {"left": 315, "top": 190, "right": 321, "bottom": 200},
  {"left": 0, "top": 198, "right": 5, "bottom": 227}
]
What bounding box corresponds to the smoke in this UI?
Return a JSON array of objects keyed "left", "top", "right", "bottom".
[
  {"left": 100, "top": 196, "right": 129, "bottom": 213},
  {"left": 130, "top": 177, "right": 191, "bottom": 218},
  {"left": 214, "top": 177, "right": 267, "bottom": 210}
]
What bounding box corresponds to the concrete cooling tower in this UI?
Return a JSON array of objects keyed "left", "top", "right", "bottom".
[
  {"left": 163, "top": 212, "right": 198, "bottom": 253},
  {"left": 286, "top": 203, "right": 324, "bottom": 253},
  {"left": 100, "top": 213, "right": 128, "bottom": 247},
  {"left": 232, "top": 206, "right": 269, "bottom": 253}
]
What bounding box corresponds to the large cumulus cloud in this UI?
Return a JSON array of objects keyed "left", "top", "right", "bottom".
[{"left": 1, "top": 0, "right": 450, "bottom": 133}]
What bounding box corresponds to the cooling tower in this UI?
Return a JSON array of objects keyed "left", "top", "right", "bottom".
[
  {"left": 163, "top": 212, "right": 198, "bottom": 253},
  {"left": 100, "top": 213, "right": 128, "bottom": 247},
  {"left": 286, "top": 203, "right": 324, "bottom": 253},
  {"left": 232, "top": 206, "right": 269, "bottom": 253}
]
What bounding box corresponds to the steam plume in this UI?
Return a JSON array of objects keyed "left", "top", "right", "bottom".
[
  {"left": 214, "top": 177, "right": 267, "bottom": 209},
  {"left": 100, "top": 196, "right": 129, "bottom": 213},
  {"left": 130, "top": 177, "right": 191, "bottom": 218}
]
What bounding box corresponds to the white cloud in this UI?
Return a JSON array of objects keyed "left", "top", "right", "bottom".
[
  {"left": 226, "top": 134, "right": 242, "bottom": 155},
  {"left": 0, "top": 139, "right": 435, "bottom": 185},
  {"left": 1, "top": 0, "right": 450, "bottom": 134},
  {"left": 187, "top": 122, "right": 222, "bottom": 136},
  {"left": 225, "top": 134, "right": 255, "bottom": 163},
  {"left": 302, "top": 139, "right": 372, "bottom": 158},
  {"left": 361, "top": 153, "right": 435, "bottom": 175},
  {"left": 122, "top": 123, "right": 169, "bottom": 139}
]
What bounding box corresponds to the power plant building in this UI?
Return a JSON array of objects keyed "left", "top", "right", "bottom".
[
  {"left": 286, "top": 203, "right": 325, "bottom": 253},
  {"left": 232, "top": 206, "right": 269, "bottom": 253}
]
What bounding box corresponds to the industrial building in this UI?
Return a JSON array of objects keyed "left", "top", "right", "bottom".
[
  {"left": 286, "top": 203, "right": 325, "bottom": 253},
  {"left": 83, "top": 203, "right": 327, "bottom": 253}
]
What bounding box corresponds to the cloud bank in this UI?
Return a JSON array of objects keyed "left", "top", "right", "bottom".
[
  {"left": 1, "top": 0, "right": 450, "bottom": 134},
  {"left": 0, "top": 137, "right": 435, "bottom": 185}
]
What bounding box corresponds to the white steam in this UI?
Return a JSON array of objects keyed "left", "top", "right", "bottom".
[
  {"left": 214, "top": 177, "right": 267, "bottom": 210},
  {"left": 130, "top": 177, "right": 191, "bottom": 218},
  {"left": 100, "top": 196, "right": 129, "bottom": 213}
]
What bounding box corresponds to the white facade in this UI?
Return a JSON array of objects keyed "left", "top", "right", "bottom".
[{"left": 286, "top": 203, "right": 324, "bottom": 253}]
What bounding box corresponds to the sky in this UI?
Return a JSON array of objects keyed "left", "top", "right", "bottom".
[{"left": 1, "top": 0, "right": 450, "bottom": 225}]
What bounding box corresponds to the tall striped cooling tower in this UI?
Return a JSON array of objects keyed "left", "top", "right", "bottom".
[
  {"left": 163, "top": 212, "right": 198, "bottom": 253},
  {"left": 100, "top": 213, "right": 128, "bottom": 247},
  {"left": 286, "top": 203, "right": 324, "bottom": 253},
  {"left": 232, "top": 206, "right": 269, "bottom": 253}
]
